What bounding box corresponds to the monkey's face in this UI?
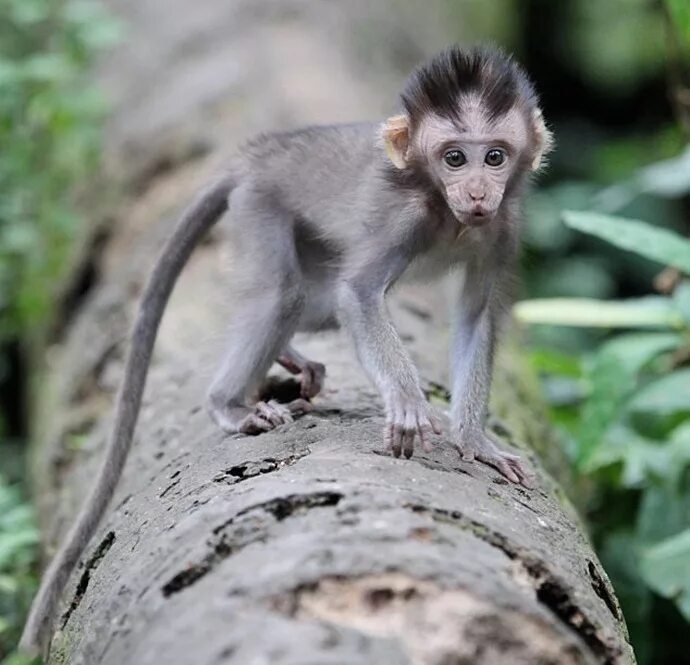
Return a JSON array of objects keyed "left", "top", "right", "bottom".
[
  {"left": 416, "top": 106, "right": 530, "bottom": 226},
  {"left": 382, "top": 99, "right": 551, "bottom": 228}
]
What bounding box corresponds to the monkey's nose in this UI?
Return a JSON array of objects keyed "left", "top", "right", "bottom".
[{"left": 469, "top": 191, "right": 485, "bottom": 201}]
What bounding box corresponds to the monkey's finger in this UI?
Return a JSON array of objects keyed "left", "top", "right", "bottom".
[
  {"left": 479, "top": 454, "right": 520, "bottom": 484},
  {"left": 456, "top": 445, "right": 475, "bottom": 462},
  {"left": 384, "top": 423, "right": 392, "bottom": 450},
  {"left": 499, "top": 462, "right": 521, "bottom": 484},
  {"left": 429, "top": 413, "right": 443, "bottom": 436},
  {"left": 303, "top": 364, "right": 326, "bottom": 399},
  {"left": 417, "top": 421, "right": 434, "bottom": 454},
  {"left": 300, "top": 370, "right": 313, "bottom": 399},
  {"left": 391, "top": 424, "right": 404, "bottom": 458},
  {"left": 519, "top": 472, "right": 537, "bottom": 490},
  {"left": 509, "top": 458, "right": 536, "bottom": 489},
  {"left": 268, "top": 400, "right": 294, "bottom": 424},
  {"left": 402, "top": 412, "right": 417, "bottom": 458},
  {"left": 402, "top": 429, "right": 415, "bottom": 459},
  {"left": 300, "top": 383, "right": 311, "bottom": 400},
  {"left": 240, "top": 414, "right": 274, "bottom": 434},
  {"left": 287, "top": 398, "right": 312, "bottom": 416},
  {"left": 256, "top": 402, "right": 284, "bottom": 426}
]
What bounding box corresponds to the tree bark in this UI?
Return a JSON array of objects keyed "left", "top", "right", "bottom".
[{"left": 29, "top": 1, "right": 635, "bottom": 663}]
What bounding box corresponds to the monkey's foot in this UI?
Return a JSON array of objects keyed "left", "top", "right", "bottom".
[
  {"left": 454, "top": 431, "right": 535, "bottom": 488},
  {"left": 213, "top": 399, "right": 312, "bottom": 435},
  {"left": 384, "top": 398, "right": 442, "bottom": 459},
  {"left": 277, "top": 352, "right": 326, "bottom": 399}
]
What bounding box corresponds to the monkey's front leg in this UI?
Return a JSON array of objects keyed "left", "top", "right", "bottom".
[
  {"left": 338, "top": 281, "right": 441, "bottom": 458},
  {"left": 451, "top": 266, "right": 534, "bottom": 486}
]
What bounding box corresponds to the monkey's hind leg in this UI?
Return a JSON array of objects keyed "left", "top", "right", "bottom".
[
  {"left": 208, "top": 287, "right": 311, "bottom": 434},
  {"left": 207, "top": 190, "right": 310, "bottom": 435},
  {"left": 278, "top": 344, "right": 326, "bottom": 399}
]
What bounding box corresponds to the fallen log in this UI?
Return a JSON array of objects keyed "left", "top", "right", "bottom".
[{"left": 27, "top": 1, "right": 635, "bottom": 663}]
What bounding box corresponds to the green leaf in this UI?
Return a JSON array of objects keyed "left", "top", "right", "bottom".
[
  {"left": 528, "top": 348, "right": 582, "bottom": 377},
  {"left": 673, "top": 280, "right": 690, "bottom": 324},
  {"left": 0, "top": 652, "right": 43, "bottom": 665},
  {"left": 7, "top": 0, "right": 51, "bottom": 25},
  {"left": 528, "top": 257, "right": 615, "bottom": 299},
  {"left": 640, "top": 528, "right": 690, "bottom": 621},
  {"left": 576, "top": 333, "right": 682, "bottom": 465},
  {"left": 563, "top": 210, "right": 690, "bottom": 272},
  {"left": 637, "top": 485, "right": 690, "bottom": 547},
  {"left": 666, "top": 0, "right": 690, "bottom": 47},
  {"left": 634, "top": 145, "right": 690, "bottom": 198},
  {"left": 597, "top": 332, "right": 683, "bottom": 374},
  {"left": 628, "top": 369, "right": 690, "bottom": 438},
  {"left": 0, "top": 529, "right": 38, "bottom": 570},
  {"left": 525, "top": 182, "right": 597, "bottom": 251},
  {"left": 582, "top": 425, "right": 671, "bottom": 486},
  {"left": 0, "top": 59, "right": 23, "bottom": 87},
  {"left": 21, "top": 54, "right": 73, "bottom": 82},
  {"left": 582, "top": 419, "right": 690, "bottom": 486},
  {"left": 514, "top": 296, "right": 682, "bottom": 329}
]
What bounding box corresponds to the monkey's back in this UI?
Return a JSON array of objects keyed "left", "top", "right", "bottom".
[{"left": 238, "top": 123, "right": 386, "bottom": 241}]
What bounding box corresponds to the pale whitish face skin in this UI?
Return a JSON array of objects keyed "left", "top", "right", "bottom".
[{"left": 413, "top": 98, "right": 530, "bottom": 226}]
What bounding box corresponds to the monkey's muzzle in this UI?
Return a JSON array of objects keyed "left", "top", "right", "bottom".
[{"left": 455, "top": 206, "right": 494, "bottom": 227}]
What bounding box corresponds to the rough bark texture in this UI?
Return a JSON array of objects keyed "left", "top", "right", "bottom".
[{"left": 29, "top": 2, "right": 635, "bottom": 664}]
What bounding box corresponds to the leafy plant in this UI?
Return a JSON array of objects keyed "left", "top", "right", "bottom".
[
  {"left": 0, "top": 0, "right": 119, "bottom": 346},
  {"left": 0, "top": 475, "right": 38, "bottom": 661},
  {"left": 517, "top": 148, "right": 690, "bottom": 654}
]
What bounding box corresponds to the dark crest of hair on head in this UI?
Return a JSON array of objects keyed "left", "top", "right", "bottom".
[{"left": 401, "top": 45, "right": 537, "bottom": 126}]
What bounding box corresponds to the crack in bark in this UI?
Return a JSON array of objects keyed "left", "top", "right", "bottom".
[
  {"left": 588, "top": 560, "right": 621, "bottom": 620},
  {"left": 404, "top": 503, "right": 622, "bottom": 665},
  {"left": 61, "top": 531, "right": 116, "bottom": 628},
  {"left": 212, "top": 452, "right": 308, "bottom": 486},
  {"left": 161, "top": 492, "right": 343, "bottom": 597}
]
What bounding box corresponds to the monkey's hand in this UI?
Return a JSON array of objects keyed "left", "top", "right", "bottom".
[
  {"left": 384, "top": 394, "right": 442, "bottom": 459},
  {"left": 454, "top": 429, "right": 535, "bottom": 487}
]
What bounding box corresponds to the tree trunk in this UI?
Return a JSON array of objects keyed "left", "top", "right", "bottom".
[{"left": 29, "top": 1, "right": 635, "bottom": 663}]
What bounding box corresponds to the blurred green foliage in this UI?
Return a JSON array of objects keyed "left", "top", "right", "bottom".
[
  {"left": 667, "top": 0, "right": 690, "bottom": 49},
  {"left": 520, "top": 164, "right": 690, "bottom": 660},
  {"left": 0, "top": 0, "right": 117, "bottom": 660},
  {"left": 0, "top": 0, "right": 117, "bottom": 349},
  {"left": 512, "top": 2, "right": 690, "bottom": 663},
  {"left": 0, "top": 475, "right": 38, "bottom": 663}
]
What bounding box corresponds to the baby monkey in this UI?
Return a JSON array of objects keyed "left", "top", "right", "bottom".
[{"left": 21, "top": 45, "right": 552, "bottom": 655}]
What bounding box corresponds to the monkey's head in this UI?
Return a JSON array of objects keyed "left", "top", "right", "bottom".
[{"left": 382, "top": 46, "right": 553, "bottom": 227}]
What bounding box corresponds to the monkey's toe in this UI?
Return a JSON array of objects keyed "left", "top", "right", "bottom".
[
  {"left": 235, "top": 400, "right": 296, "bottom": 435},
  {"left": 300, "top": 361, "right": 326, "bottom": 399},
  {"left": 256, "top": 400, "right": 293, "bottom": 426},
  {"left": 456, "top": 432, "right": 535, "bottom": 488}
]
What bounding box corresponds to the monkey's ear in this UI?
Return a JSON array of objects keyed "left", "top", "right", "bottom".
[
  {"left": 381, "top": 114, "right": 411, "bottom": 169},
  {"left": 530, "top": 109, "right": 554, "bottom": 171}
]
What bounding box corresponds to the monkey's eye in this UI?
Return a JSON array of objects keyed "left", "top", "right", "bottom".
[
  {"left": 443, "top": 149, "right": 466, "bottom": 168},
  {"left": 485, "top": 148, "right": 506, "bottom": 167}
]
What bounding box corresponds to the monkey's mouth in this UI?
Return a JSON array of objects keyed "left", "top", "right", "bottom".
[{"left": 462, "top": 206, "right": 492, "bottom": 226}]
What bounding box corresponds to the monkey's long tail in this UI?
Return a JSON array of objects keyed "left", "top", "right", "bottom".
[{"left": 19, "top": 173, "right": 235, "bottom": 658}]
